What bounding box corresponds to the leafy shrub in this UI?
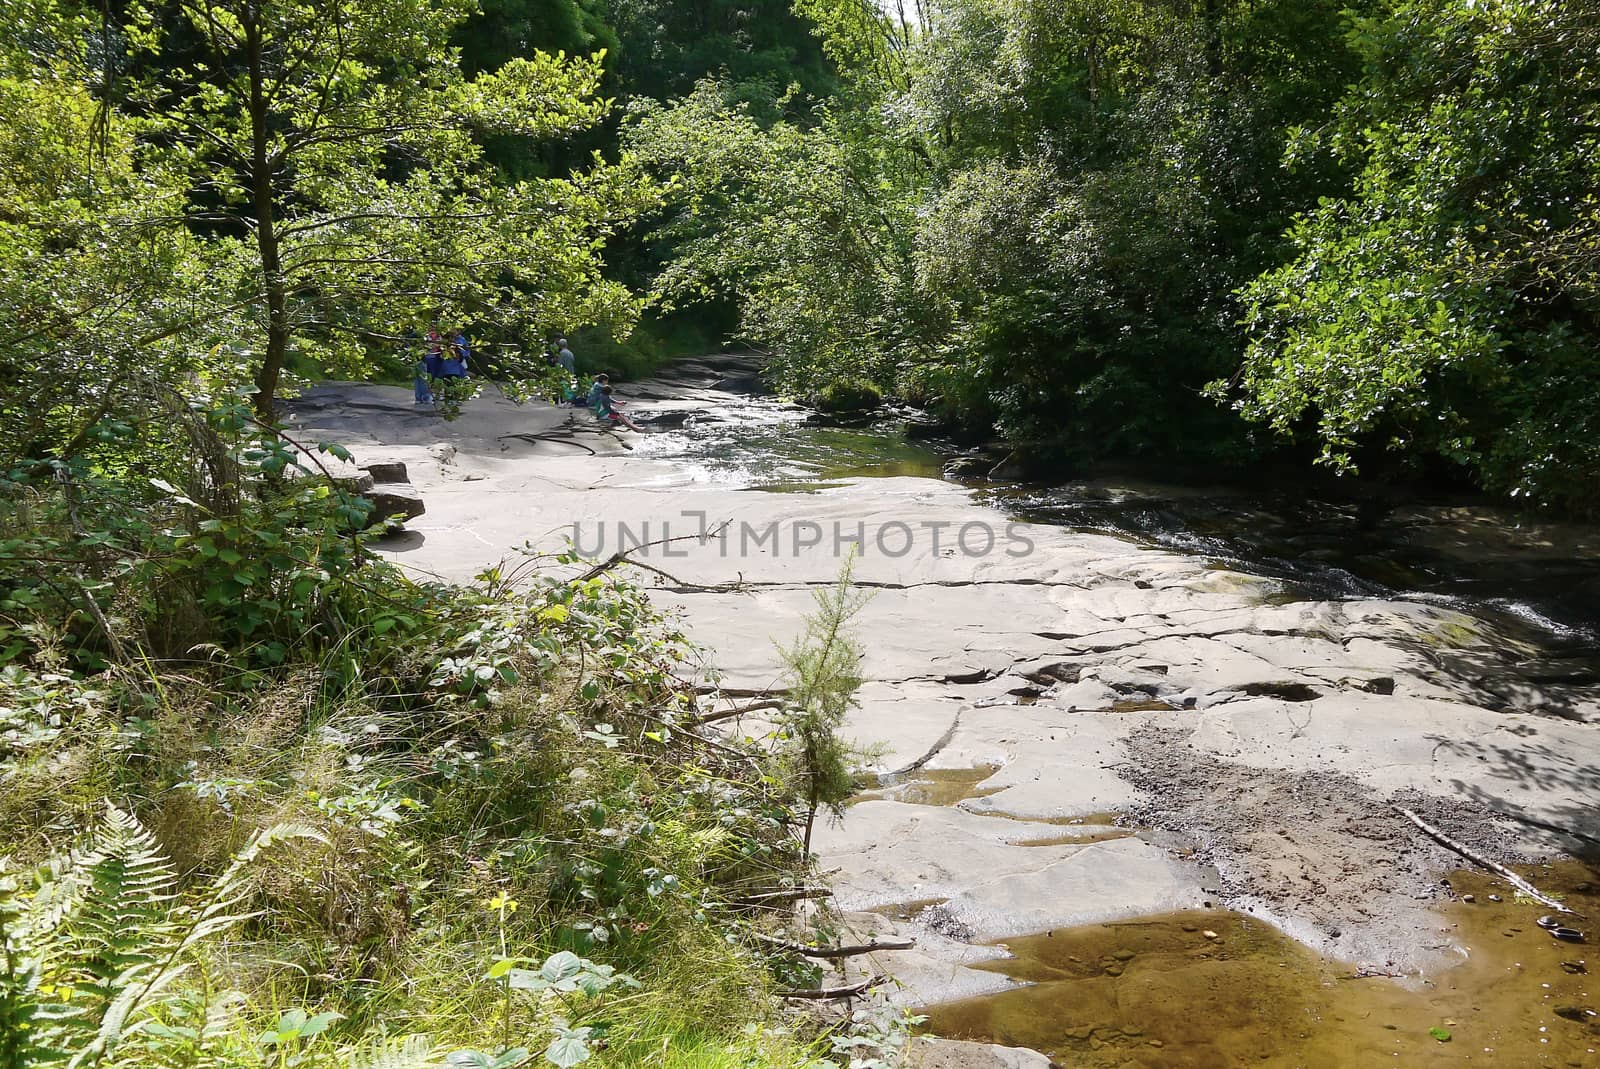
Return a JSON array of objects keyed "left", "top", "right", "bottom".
[{"left": 812, "top": 380, "right": 883, "bottom": 414}]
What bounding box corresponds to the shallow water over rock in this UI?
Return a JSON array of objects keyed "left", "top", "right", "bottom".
[
  {"left": 631, "top": 389, "right": 1600, "bottom": 717},
  {"left": 923, "top": 863, "right": 1600, "bottom": 1068}
]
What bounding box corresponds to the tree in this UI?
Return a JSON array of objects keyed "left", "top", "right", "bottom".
[
  {"left": 1223, "top": 0, "right": 1600, "bottom": 511},
  {"left": 608, "top": 0, "right": 836, "bottom": 113},
  {"left": 776, "top": 555, "right": 870, "bottom": 856},
  {"left": 2, "top": 0, "right": 661, "bottom": 430},
  {"left": 637, "top": 0, "right": 1367, "bottom": 465},
  {"left": 626, "top": 81, "right": 925, "bottom": 397}
]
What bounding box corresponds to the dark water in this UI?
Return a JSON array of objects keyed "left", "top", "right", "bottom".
[{"left": 990, "top": 479, "right": 1600, "bottom": 643}]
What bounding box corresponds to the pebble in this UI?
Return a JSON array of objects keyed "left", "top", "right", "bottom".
[
  {"left": 1462, "top": 894, "right": 1475, "bottom": 903},
  {"left": 1202, "top": 930, "right": 1220, "bottom": 940},
  {"left": 1489, "top": 894, "right": 1502, "bottom": 902}
]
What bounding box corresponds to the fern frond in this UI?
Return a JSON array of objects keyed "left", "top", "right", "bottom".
[
  {"left": 3, "top": 811, "right": 324, "bottom": 1069},
  {"left": 346, "top": 1034, "right": 437, "bottom": 1069},
  {"left": 70, "top": 807, "right": 180, "bottom": 988},
  {"left": 178, "top": 823, "right": 324, "bottom": 955}
]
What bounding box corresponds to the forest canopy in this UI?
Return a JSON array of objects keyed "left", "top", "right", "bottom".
[
  {"left": 630, "top": 0, "right": 1600, "bottom": 513},
  {"left": 3, "top": 0, "right": 1597, "bottom": 502}
]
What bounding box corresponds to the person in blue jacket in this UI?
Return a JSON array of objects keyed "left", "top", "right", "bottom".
[{"left": 439, "top": 327, "right": 469, "bottom": 378}]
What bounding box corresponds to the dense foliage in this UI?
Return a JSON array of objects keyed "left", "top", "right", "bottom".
[
  {"left": 3, "top": 0, "right": 662, "bottom": 427},
  {"left": 0, "top": 399, "right": 883, "bottom": 1067},
  {"left": 1225, "top": 0, "right": 1600, "bottom": 508},
  {"left": 633, "top": 0, "right": 1600, "bottom": 512},
  {"left": 0, "top": 4, "right": 887, "bottom": 1067}
]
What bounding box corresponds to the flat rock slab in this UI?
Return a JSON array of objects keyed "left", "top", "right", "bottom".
[
  {"left": 941, "top": 836, "right": 1209, "bottom": 943},
  {"left": 910, "top": 1038, "right": 1051, "bottom": 1069},
  {"left": 287, "top": 362, "right": 1600, "bottom": 1012}
]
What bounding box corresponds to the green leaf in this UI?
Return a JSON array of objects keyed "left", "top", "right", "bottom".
[
  {"left": 543, "top": 1028, "right": 592, "bottom": 1068},
  {"left": 298, "top": 1011, "right": 342, "bottom": 1038},
  {"left": 1428, "top": 1027, "right": 1451, "bottom": 1043},
  {"left": 539, "top": 951, "right": 583, "bottom": 983},
  {"left": 507, "top": 968, "right": 548, "bottom": 991}
]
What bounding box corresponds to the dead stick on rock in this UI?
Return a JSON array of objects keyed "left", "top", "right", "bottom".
[
  {"left": 1394, "top": 807, "right": 1580, "bottom": 916},
  {"left": 576, "top": 521, "right": 731, "bottom": 582},
  {"left": 737, "top": 887, "right": 834, "bottom": 905},
  {"left": 751, "top": 934, "right": 915, "bottom": 958},
  {"left": 497, "top": 432, "right": 598, "bottom": 455},
  {"left": 777, "top": 975, "right": 888, "bottom": 1000},
  {"left": 691, "top": 699, "right": 786, "bottom": 727}
]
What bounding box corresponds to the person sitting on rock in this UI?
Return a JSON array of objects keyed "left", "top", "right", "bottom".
[
  {"left": 585, "top": 373, "right": 609, "bottom": 411},
  {"left": 596, "top": 384, "right": 640, "bottom": 431}
]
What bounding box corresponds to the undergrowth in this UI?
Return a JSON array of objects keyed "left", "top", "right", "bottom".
[{"left": 0, "top": 397, "right": 890, "bottom": 1069}]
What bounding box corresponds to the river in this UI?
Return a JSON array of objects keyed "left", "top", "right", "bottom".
[{"left": 290, "top": 355, "right": 1600, "bottom": 1068}]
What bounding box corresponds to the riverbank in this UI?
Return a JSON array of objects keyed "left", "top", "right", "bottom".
[{"left": 287, "top": 355, "right": 1600, "bottom": 1066}]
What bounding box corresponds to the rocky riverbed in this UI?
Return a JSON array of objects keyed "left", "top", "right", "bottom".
[{"left": 287, "top": 356, "right": 1600, "bottom": 1067}]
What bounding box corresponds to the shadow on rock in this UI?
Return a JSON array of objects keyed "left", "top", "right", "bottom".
[{"left": 377, "top": 529, "right": 427, "bottom": 553}]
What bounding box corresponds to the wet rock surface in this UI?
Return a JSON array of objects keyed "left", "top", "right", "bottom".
[{"left": 286, "top": 356, "right": 1600, "bottom": 1061}]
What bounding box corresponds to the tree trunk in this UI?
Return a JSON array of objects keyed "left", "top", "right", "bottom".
[
  {"left": 245, "top": 3, "right": 288, "bottom": 422},
  {"left": 802, "top": 783, "right": 819, "bottom": 857}
]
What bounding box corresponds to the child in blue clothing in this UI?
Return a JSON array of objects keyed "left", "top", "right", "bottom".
[
  {"left": 596, "top": 385, "right": 640, "bottom": 431},
  {"left": 586, "top": 374, "right": 609, "bottom": 411}
]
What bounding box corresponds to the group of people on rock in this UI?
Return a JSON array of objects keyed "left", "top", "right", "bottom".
[
  {"left": 411, "top": 324, "right": 470, "bottom": 407},
  {"left": 408, "top": 325, "right": 640, "bottom": 431},
  {"left": 546, "top": 339, "right": 639, "bottom": 431}
]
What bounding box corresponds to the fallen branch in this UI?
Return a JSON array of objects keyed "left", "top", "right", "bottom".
[
  {"left": 691, "top": 699, "right": 786, "bottom": 727},
  {"left": 576, "top": 521, "right": 731, "bottom": 582},
  {"left": 634, "top": 708, "right": 766, "bottom": 779},
  {"left": 624, "top": 559, "right": 690, "bottom": 587},
  {"left": 498, "top": 432, "right": 598, "bottom": 455},
  {"left": 751, "top": 933, "right": 915, "bottom": 958},
  {"left": 777, "top": 975, "right": 887, "bottom": 1000},
  {"left": 737, "top": 887, "right": 834, "bottom": 905},
  {"left": 1394, "top": 807, "right": 1580, "bottom": 916}
]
